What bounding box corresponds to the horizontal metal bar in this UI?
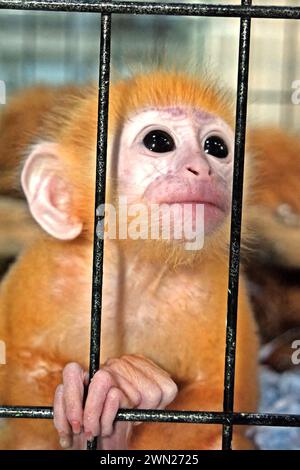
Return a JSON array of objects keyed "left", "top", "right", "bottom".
[
  {"left": 0, "top": 1, "right": 300, "bottom": 20},
  {"left": 0, "top": 406, "right": 53, "bottom": 419},
  {"left": 116, "top": 410, "right": 300, "bottom": 427},
  {"left": 1, "top": 406, "right": 300, "bottom": 427}
]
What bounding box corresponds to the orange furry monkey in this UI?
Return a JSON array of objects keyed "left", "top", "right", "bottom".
[
  {"left": 245, "top": 128, "right": 300, "bottom": 369},
  {"left": 0, "top": 71, "right": 258, "bottom": 450},
  {"left": 247, "top": 127, "right": 300, "bottom": 270}
]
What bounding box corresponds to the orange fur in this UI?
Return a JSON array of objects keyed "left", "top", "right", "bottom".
[
  {"left": 0, "top": 84, "right": 85, "bottom": 196},
  {"left": 0, "top": 85, "right": 87, "bottom": 268},
  {"left": 244, "top": 128, "right": 300, "bottom": 360},
  {"left": 247, "top": 127, "right": 300, "bottom": 268},
  {"left": 0, "top": 72, "right": 258, "bottom": 449},
  {"left": 0, "top": 197, "right": 39, "bottom": 258},
  {"left": 248, "top": 127, "right": 300, "bottom": 211}
]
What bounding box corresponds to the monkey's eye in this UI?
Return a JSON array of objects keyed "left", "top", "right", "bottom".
[
  {"left": 204, "top": 135, "right": 228, "bottom": 159},
  {"left": 143, "top": 130, "right": 175, "bottom": 153}
]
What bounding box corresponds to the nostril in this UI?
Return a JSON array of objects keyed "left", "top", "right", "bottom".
[{"left": 186, "top": 167, "right": 199, "bottom": 176}]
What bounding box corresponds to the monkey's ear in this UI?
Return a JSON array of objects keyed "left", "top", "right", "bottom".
[{"left": 21, "top": 143, "right": 83, "bottom": 240}]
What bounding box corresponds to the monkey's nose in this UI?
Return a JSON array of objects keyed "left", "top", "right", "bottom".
[
  {"left": 186, "top": 165, "right": 211, "bottom": 177},
  {"left": 186, "top": 166, "right": 199, "bottom": 176}
]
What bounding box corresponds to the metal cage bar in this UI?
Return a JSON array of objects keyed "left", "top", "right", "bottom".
[
  {"left": 87, "top": 11, "right": 112, "bottom": 451},
  {"left": 0, "top": 1, "right": 300, "bottom": 20},
  {"left": 1, "top": 406, "right": 300, "bottom": 428},
  {"left": 0, "top": 0, "right": 300, "bottom": 452},
  {"left": 222, "top": 0, "right": 251, "bottom": 451}
]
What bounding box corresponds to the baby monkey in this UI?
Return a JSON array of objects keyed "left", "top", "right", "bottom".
[{"left": 0, "top": 71, "right": 258, "bottom": 450}]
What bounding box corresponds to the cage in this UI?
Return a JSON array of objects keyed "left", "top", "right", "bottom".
[{"left": 0, "top": 0, "right": 300, "bottom": 451}]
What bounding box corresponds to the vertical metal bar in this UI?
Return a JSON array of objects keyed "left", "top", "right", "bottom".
[
  {"left": 87, "top": 12, "right": 111, "bottom": 451},
  {"left": 222, "top": 0, "right": 252, "bottom": 450}
]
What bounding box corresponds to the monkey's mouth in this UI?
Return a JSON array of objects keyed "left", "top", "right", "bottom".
[
  {"left": 164, "top": 198, "right": 224, "bottom": 211},
  {"left": 158, "top": 194, "right": 227, "bottom": 216},
  {"left": 150, "top": 200, "right": 227, "bottom": 235},
  {"left": 144, "top": 180, "right": 229, "bottom": 233},
  {"left": 156, "top": 186, "right": 227, "bottom": 208},
  {"left": 147, "top": 180, "right": 228, "bottom": 210}
]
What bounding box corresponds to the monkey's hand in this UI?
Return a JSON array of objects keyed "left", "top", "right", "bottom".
[{"left": 53, "top": 355, "right": 178, "bottom": 450}]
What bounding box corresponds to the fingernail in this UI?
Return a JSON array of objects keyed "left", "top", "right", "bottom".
[
  {"left": 71, "top": 420, "right": 81, "bottom": 435},
  {"left": 85, "top": 431, "right": 93, "bottom": 442},
  {"left": 59, "top": 435, "right": 72, "bottom": 449}
]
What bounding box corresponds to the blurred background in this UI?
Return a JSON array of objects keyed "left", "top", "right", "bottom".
[
  {"left": 0, "top": 0, "right": 300, "bottom": 450},
  {"left": 0, "top": 0, "right": 300, "bottom": 129}
]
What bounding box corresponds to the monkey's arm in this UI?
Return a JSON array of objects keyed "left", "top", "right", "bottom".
[
  {"left": 53, "top": 277, "right": 257, "bottom": 451},
  {"left": 132, "top": 287, "right": 258, "bottom": 451}
]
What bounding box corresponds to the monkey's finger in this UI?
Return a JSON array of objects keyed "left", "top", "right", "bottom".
[
  {"left": 101, "top": 386, "right": 131, "bottom": 438},
  {"left": 62, "top": 362, "right": 85, "bottom": 435},
  {"left": 124, "top": 354, "right": 172, "bottom": 379},
  {"left": 110, "top": 355, "right": 178, "bottom": 409},
  {"left": 123, "top": 355, "right": 178, "bottom": 409},
  {"left": 123, "top": 354, "right": 173, "bottom": 383},
  {"left": 102, "top": 364, "right": 142, "bottom": 408},
  {"left": 83, "top": 369, "right": 116, "bottom": 440},
  {"left": 104, "top": 357, "right": 162, "bottom": 408},
  {"left": 100, "top": 387, "right": 132, "bottom": 450},
  {"left": 53, "top": 384, "right": 73, "bottom": 449}
]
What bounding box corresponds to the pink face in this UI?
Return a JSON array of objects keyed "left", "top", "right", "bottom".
[{"left": 115, "top": 106, "right": 234, "bottom": 236}]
